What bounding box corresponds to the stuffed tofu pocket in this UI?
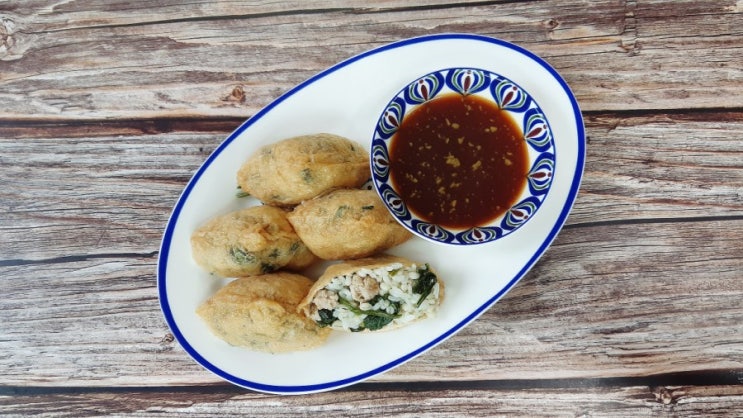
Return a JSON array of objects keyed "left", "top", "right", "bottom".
[
  {"left": 236, "top": 133, "right": 369, "bottom": 206},
  {"left": 197, "top": 273, "right": 331, "bottom": 353},
  {"left": 298, "top": 255, "right": 443, "bottom": 332},
  {"left": 287, "top": 189, "right": 411, "bottom": 260},
  {"left": 190, "top": 205, "right": 316, "bottom": 277}
]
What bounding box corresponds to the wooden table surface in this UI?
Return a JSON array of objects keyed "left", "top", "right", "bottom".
[{"left": 2, "top": 0, "right": 742, "bottom": 416}]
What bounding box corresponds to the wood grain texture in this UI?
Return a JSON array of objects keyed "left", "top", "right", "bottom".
[
  {"left": 2, "top": 114, "right": 742, "bottom": 261},
  {"left": 1, "top": 218, "right": 741, "bottom": 385},
  {"left": 1, "top": 0, "right": 742, "bottom": 412},
  {"left": 0, "top": 0, "right": 741, "bottom": 121},
  {"left": 2, "top": 385, "right": 743, "bottom": 417}
]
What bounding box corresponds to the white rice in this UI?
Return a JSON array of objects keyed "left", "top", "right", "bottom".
[{"left": 309, "top": 262, "right": 441, "bottom": 331}]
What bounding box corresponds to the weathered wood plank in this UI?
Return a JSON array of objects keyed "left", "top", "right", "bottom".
[
  {"left": 2, "top": 0, "right": 530, "bottom": 20},
  {"left": 578, "top": 111, "right": 743, "bottom": 223},
  {"left": 444, "top": 218, "right": 743, "bottom": 380},
  {"left": 1, "top": 218, "right": 741, "bottom": 386},
  {"left": 2, "top": 113, "right": 741, "bottom": 260},
  {"left": 0, "top": 0, "right": 740, "bottom": 414},
  {"left": 0, "top": 257, "right": 205, "bottom": 386},
  {"left": 0, "top": 131, "right": 215, "bottom": 260},
  {"left": 1, "top": 0, "right": 516, "bottom": 31},
  {"left": 2, "top": 385, "right": 743, "bottom": 416},
  {"left": 0, "top": 0, "right": 740, "bottom": 120}
]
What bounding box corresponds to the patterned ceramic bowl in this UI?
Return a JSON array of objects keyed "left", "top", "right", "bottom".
[{"left": 371, "top": 67, "right": 556, "bottom": 245}]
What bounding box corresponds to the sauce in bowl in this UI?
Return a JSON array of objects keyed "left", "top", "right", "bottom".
[{"left": 389, "top": 93, "right": 528, "bottom": 229}]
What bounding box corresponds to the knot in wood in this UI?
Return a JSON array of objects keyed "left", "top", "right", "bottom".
[
  {"left": 651, "top": 386, "right": 677, "bottom": 405},
  {"left": 224, "top": 85, "right": 246, "bottom": 103},
  {"left": 0, "top": 16, "right": 17, "bottom": 58},
  {"left": 160, "top": 333, "right": 175, "bottom": 345},
  {"left": 545, "top": 18, "right": 560, "bottom": 30}
]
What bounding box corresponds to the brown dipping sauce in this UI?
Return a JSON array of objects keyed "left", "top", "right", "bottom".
[{"left": 389, "top": 93, "right": 528, "bottom": 229}]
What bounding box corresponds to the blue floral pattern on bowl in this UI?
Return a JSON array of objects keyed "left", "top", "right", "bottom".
[{"left": 371, "top": 67, "right": 556, "bottom": 245}]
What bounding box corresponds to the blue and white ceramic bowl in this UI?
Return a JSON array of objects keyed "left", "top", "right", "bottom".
[{"left": 371, "top": 67, "right": 556, "bottom": 245}]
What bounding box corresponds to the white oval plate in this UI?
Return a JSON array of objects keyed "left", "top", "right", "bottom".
[{"left": 158, "top": 33, "right": 585, "bottom": 394}]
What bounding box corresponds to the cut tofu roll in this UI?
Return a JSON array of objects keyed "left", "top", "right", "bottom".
[{"left": 298, "top": 255, "right": 444, "bottom": 332}]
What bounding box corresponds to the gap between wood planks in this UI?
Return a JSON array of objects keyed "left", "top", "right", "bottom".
[
  {"left": 566, "top": 215, "right": 743, "bottom": 230},
  {"left": 0, "top": 251, "right": 159, "bottom": 267},
  {"left": 1, "top": 369, "right": 742, "bottom": 397}
]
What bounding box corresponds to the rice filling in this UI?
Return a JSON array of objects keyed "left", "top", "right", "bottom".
[{"left": 307, "top": 262, "right": 441, "bottom": 332}]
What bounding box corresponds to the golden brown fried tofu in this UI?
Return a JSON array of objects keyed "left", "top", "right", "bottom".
[
  {"left": 287, "top": 189, "right": 412, "bottom": 260},
  {"left": 197, "top": 273, "right": 331, "bottom": 353},
  {"left": 236, "top": 133, "right": 370, "bottom": 206},
  {"left": 190, "top": 205, "right": 317, "bottom": 277}
]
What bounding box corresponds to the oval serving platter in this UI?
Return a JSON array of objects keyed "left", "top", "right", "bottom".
[{"left": 158, "top": 33, "right": 586, "bottom": 394}]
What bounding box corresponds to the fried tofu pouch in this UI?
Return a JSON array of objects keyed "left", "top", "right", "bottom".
[
  {"left": 236, "top": 133, "right": 370, "bottom": 206},
  {"left": 197, "top": 273, "right": 331, "bottom": 353},
  {"left": 298, "top": 255, "right": 444, "bottom": 332},
  {"left": 190, "top": 205, "right": 317, "bottom": 277},
  {"left": 286, "top": 189, "right": 412, "bottom": 260}
]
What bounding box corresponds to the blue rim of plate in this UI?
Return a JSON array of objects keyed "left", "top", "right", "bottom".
[
  {"left": 157, "top": 33, "right": 586, "bottom": 394},
  {"left": 371, "top": 67, "right": 556, "bottom": 245}
]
